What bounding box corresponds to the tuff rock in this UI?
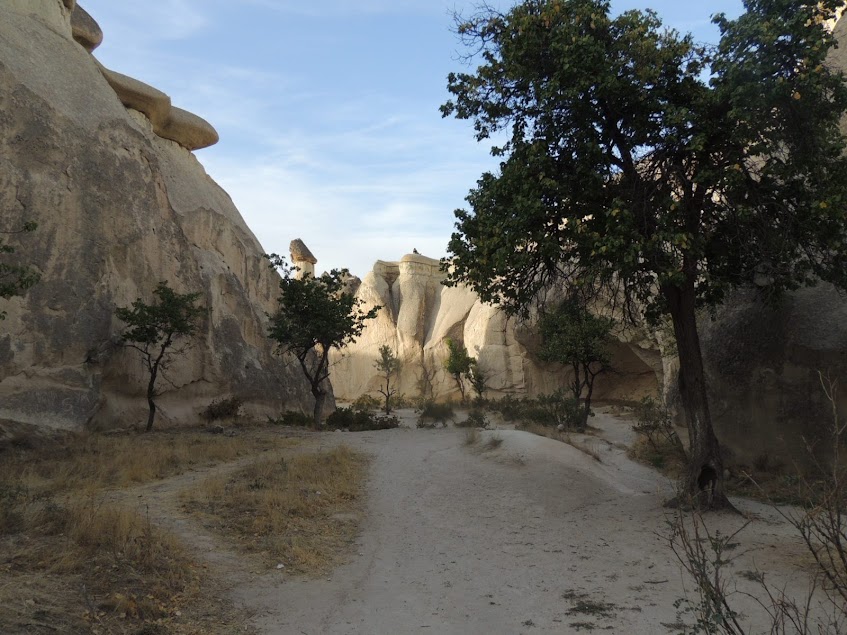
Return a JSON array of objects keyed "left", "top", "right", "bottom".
[{"left": 0, "top": 1, "right": 318, "bottom": 429}]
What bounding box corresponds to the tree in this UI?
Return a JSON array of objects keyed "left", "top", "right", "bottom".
[
  {"left": 444, "top": 338, "right": 476, "bottom": 403},
  {"left": 468, "top": 363, "right": 488, "bottom": 401},
  {"left": 267, "top": 254, "right": 379, "bottom": 423},
  {"left": 1, "top": 221, "right": 40, "bottom": 319},
  {"left": 375, "top": 345, "right": 402, "bottom": 414},
  {"left": 441, "top": 0, "right": 847, "bottom": 508},
  {"left": 115, "top": 281, "right": 205, "bottom": 432},
  {"left": 538, "top": 297, "right": 613, "bottom": 430}
]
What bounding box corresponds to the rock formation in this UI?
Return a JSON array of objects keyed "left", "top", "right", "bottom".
[
  {"left": 330, "top": 252, "right": 662, "bottom": 404},
  {"left": 0, "top": 1, "right": 316, "bottom": 429},
  {"left": 290, "top": 238, "right": 317, "bottom": 279}
]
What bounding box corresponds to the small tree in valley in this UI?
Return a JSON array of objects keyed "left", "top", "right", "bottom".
[
  {"left": 375, "top": 345, "right": 402, "bottom": 414},
  {"left": 115, "top": 281, "right": 205, "bottom": 432},
  {"left": 538, "top": 297, "right": 613, "bottom": 430},
  {"left": 444, "top": 338, "right": 476, "bottom": 403},
  {"left": 1, "top": 221, "right": 40, "bottom": 320},
  {"left": 267, "top": 254, "right": 379, "bottom": 422}
]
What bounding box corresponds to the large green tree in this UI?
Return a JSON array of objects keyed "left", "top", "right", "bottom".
[
  {"left": 442, "top": 0, "right": 847, "bottom": 508},
  {"left": 1, "top": 221, "right": 40, "bottom": 319},
  {"left": 116, "top": 281, "right": 205, "bottom": 432},
  {"left": 267, "top": 255, "right": 379, "bottom": 422}
]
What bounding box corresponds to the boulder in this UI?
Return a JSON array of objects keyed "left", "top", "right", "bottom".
[{"left": 0, "top": 2, "right": 317, "bottom": 429}]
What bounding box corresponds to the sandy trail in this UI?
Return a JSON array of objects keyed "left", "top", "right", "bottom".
[
  {"left": 122, "top": 412, "right": 821, "bottom": 634},
  {"left": 232, "top": 413, "right": 815, "bottom": 635}
]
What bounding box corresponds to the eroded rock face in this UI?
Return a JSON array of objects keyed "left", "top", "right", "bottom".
[
  {"left": 330, "top": 253, "right": 662, "bottom": 404},
  {"left": 698, "top": 286, "right": 847, "bottom": 467},
  {"left": 0, "top": 1, "right": 316, "bottom": 428}
]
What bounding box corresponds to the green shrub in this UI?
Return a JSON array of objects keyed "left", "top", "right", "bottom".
[
  {"left": 268, "top": 411, "right": 315, "bottom": 427},
  {"left": 533, "top": 390, "right": 585, "bottom": 430},
  {"left": 417, "top": 401, "right": 455, "bottom": 426},
  {"left": 632, "top": 396, "right": 686, "bottom": 458},
  {"left": 351, "top": 394, "right": 381, "bottom": 412},
  {"left": 327, "top": 407, "right": 400, "bottom": 431},
  {"left": 201, "top": 396, "right": 243, "bottom": 422},
  {"left": 457, "top": 408, "right": 491, "bottom": 429},
  {"left": 488, "top": 394, "right": 526, "bottom": 421}
]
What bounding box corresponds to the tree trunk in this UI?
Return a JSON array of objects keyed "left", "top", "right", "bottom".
[
  {"left": 662, "top": 283, "right": 733, "bottom": 511},
  {"left": 313, "top": 388, "right": 328, "bottom": 424},
  {"left": 145, "top": 370, "right": 157, "bottom": 432}
]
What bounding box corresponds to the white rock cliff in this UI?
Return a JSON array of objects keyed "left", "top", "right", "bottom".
[{"left": 0, "top": 1, "right": 316, "bottom": 429}]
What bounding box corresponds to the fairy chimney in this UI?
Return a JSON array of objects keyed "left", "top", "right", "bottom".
[{"left": 290, "top": 239, "right": 317, "bottom": 279}]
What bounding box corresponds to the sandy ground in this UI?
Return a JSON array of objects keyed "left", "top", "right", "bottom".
[{"left": 130, "top": 408, "right": 827, "bottom": 634}]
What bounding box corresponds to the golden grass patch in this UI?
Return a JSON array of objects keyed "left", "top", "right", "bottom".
[
  {"left": 183, "top": 445, "right": 368, "bottom": 575},
  {"left": 0, "top": 427, "right": 302, "bottom": 634},
  {"left": 0, "top": 429, "right": 298, "bottom": 495}
]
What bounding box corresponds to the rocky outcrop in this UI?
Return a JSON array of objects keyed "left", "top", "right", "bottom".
[
  {"left": 698, "top": 286, "right": 847, "bottom": 467},
  {"left": 290, "top": 238, "right": 317, "bottom": 278},
  {"left": 330, "top": 253, "right": 662, "bottom": 404},
  {"left": 0, "top": 1, "right": 315, "bottom": 429}
]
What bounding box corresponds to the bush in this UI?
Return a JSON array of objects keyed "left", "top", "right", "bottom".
[
  {"left": 517, "top": 390, "right": 584, "bottom": 430},
  {"left": 488, "top": 394, "right": 527, "bottom": 421},
  {"left": 632, "top": 396, "right": 686, "bottom": 460},
  {"left": 351, "top": 394, "right": 381, "bottom": 412},
  {"left": 456, "top": 409, "right": 491, "bottom": 429},
  {"left": 268, "top": 411, "right": 315, "bottom": 427},
  {"left": 417, "top": 401, "right": 455, "bottom": 426},
  {"left": 326, "top": 407, "right": 400, "bottom": 431},
  {"left": 201, "top": 396, "right": 243, "bottom": 422}
]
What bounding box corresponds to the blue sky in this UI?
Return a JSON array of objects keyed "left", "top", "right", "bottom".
[{"left": 82, "top": 0, "right": 743, "bottom": 278}]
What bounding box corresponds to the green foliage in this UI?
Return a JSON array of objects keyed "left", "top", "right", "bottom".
[
  {"left": 442, "top": 0, "right": 847, "bottom": 507},
  {"left": 351, "top": 394, "right": 381, "bottom": 412},
  {"left": 0, "top": 221, "right": 40, "bottom": 320},
  {"left": 115, "top": 281, "right": 205, "bottom": 432},
  {"left": 444, "top": 338, "right": 476, "bottom": 403},
  {"left": 374, "top": 344, "right": 402, "bottom": 414},
  {"left": 538, "top": 298, "right": 613, "bottom": 429},
  {"left": 457, "top": 408, "right": 491, "bottom": 429},
  {"left": 512, "top": 390, "right": 584, "bottom": 430},
  {"left": 417, "top": 401, "right": 455, "bottom": 426},
  {"left": 268, "top": 411, "right": 315, "bottom": 427},
  {"left": 201, "top": 396, "right": 243, "bottom": 423},
  {"left": 326, "top": 407, "right": 399, "bottom": 431},
  {"left": 266, "top": 254, "right": 379, "bottom": 422},
  {"left": 443, "top": 0, "right": 847, "bottom": 316},
  {"left": 468, "top": 363, "right": 488, "bottom": 400}
]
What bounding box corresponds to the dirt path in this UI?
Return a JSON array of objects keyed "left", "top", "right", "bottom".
[{"left": 121, "top": 415, "right": 821, "bottom": 634}]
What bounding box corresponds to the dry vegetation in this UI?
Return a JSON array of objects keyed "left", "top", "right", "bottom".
[
  {"left": 0, "top": 425, "right": 360, "bottom": 634},
  {"left": 183, "top": 446, "right": 369, "bottom": 574}
]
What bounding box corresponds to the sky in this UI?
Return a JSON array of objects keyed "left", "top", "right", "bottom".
[{"left": 82, "top": 0, "right": 744, "bottom": 279}]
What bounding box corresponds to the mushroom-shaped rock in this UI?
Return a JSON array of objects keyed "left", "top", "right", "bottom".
[
  {"left": 290, "top": 239, "right": 318, "bottom": 279},
  {"left": 71, "top": 4, "right": 103, "bottom": 52},
  {"left": 290, "top": 239, "right": 318, "bottom": 265},
  {"left": 98, "top": 64, "right": 172, "bottom": 131},
  {"left": 158, "top": 107, "right": 219, "bottom": 151}
]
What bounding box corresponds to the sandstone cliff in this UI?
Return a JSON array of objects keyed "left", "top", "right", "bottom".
[
  {"left": 0, "top": 1, "right": 316, "bottom": 429},
  {"left": 330, "top": 252, "right": 663, "bottom": 404}
]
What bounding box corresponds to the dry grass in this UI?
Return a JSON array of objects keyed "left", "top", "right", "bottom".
[
  {"left": 0, "top": 428, "right": 297, "bottom": 496},
  {"left": 183, "top": 445, "right": 369, "bottom": 575},
  {"left": 516, "top": 422, "right": 604, "bottom": 462},
  {"left": 628, "top": 433, "right": 687, "bottom": 477},
  {"left": 0, "top": 491, "right": 218, "bottom": 634},
  {"left": 0, "top": 426, "right": 307, "bottom": 635}
]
